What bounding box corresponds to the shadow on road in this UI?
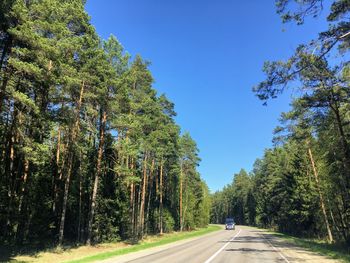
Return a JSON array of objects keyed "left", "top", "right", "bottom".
[
  {"left": 218, "top": 235, "right": 264, "bottom": 243},
  {"left": 225, "top": 248, "right": 275, "bottom": 253}
]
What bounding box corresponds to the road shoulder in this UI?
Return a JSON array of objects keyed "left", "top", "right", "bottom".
[{"left": 245, "top": 226, "right": 346, "bottom": 263}]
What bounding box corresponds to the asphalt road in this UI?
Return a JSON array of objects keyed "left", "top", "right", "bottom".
[{"left": 102, "top": 226, "right": 338, "bottom": 263}]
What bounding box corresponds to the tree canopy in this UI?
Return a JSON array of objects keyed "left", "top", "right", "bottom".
[{"left": 0, "top": 0, "right": 210, "bottom": 246}]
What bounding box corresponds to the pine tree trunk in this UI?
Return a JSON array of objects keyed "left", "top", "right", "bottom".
[
  {"left": 15, "top": 159, "right": 29, "bottom": 244},
  {"left": 179, "top": 163, "right": 183, "bottom": 231},
  {"left": 159, "top": 160, "right": 163, "bottom": 235},
  {"left": 137, "top": 180, "right": 142, "bottom": 236},
  {"left": 77, "top": 151, "right": 83, "bottom": 243},
  {"left": 87, "top": 109, "right": 107, "bottom": 245},
  {"left": 53, "top": 126, "right": 61, "bottom": 213},
  {"left": 308, "top": 147, "right": 334, "bottom": 243},
  {"left": 5, "top": 113, "right": 17, "bottom": 236},
  {"left": 155, "top": 167, "right": 159, "bottom": 200},
  {"left": 58, "top": 155, "right": 73, "bottom": 246},
  {"left": 129, "top": 157, "right": 135, "bottom": 237},
  {"left": 8, "top": 133, "right": 15, "bottom": 192},
  {"left": 145, "top": 159, "right": 155, "bottom": 235},
  {"left": 139, "top": 153, "right": 148, "bottom": 237},
  {"left": 130, "top": 182, "right": 135, "bottom": 237},
  {"left": 18, "top": 159, "right": 29, "bottom": 214},
  {"left": 183, "top": 172, "right": 188, "bottom": 231},
  {"left": 58, "top": 81, "right": 85, "bottom": 246},
  {"left": 56, "top": 126, "right": 61, "bottom": 165}
]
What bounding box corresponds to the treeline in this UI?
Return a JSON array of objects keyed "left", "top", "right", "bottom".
[
  {"left": 210, "top": 169, "right": 256, "bottom": 227},
  {"left": 211, "top": 0, "right": 350, "bottom": 244},
  {"left": 211, "top": 137, "right": 349, "bottom": 242},
  {"left": 0, "top": 0, "right": 210, "bottom": 246}
]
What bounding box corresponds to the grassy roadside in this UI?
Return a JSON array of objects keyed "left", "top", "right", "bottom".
[
  {"left": 266, "top": 230, "right": 350, "bottom": 262},
  {"left": 66, "top": 225, "right": 221, "bottom": 263},
  {"left": 9, "top": 225, "right": 221, "bottom": 263}
]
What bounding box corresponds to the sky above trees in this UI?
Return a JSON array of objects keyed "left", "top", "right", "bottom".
[{"left": 86, "top": 0, "right": 329, "bottom": 191}]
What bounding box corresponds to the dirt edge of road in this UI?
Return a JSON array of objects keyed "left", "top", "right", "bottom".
[{"left": 247, "top": 226, "right": 349, "bottom": 263}]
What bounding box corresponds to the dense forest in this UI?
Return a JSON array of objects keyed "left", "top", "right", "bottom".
[
  {"left": 211, "top": 0, "right": 350, "bottom": 244},
  {"left": 0, "top": 0, "right": 211, "bottom": 246}
]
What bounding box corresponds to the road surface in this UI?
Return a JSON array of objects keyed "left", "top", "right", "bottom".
[{"left": 102, "top": 226, "right": 339, "bottom": 263}]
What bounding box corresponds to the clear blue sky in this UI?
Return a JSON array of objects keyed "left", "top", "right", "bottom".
[{"left": 86, "top": 0, "right": 328, "bottom": 192}]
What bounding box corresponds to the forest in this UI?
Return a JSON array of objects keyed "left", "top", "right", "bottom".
[
  {"left": 211, "top": 0, "right": 350, "bottom": 245},
  {"left": 0, "top": 0, "right": 211, "bottom": 246},
  {"left": 2, "top": 0, "right": 350, "bottom": 253}
]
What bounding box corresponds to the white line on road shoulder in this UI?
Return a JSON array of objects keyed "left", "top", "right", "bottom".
[
  {"left": 260, "top": 233, "right": 290, "bottom": 263},
  {"left": 203, "top": 229, "right": 242, "bottom": 263}
]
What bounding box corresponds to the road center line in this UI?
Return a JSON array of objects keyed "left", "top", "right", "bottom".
[
  {"left": 260, "top": 233, "right": 290, "bottom": 263},
  {"left": 203, "top": 228, "right": 241, "bottom": 263}
]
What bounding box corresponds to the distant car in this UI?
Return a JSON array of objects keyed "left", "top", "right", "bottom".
[{"left": 225, "top": 218, "right": 235, "bottom": 230}]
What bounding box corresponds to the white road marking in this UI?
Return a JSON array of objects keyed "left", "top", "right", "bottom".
[
  {"left": 260, "top": 233, "right": 290, "bottom": 263},
  {"left": 203, "top": 228, "right": 242, "bottom": 263}
]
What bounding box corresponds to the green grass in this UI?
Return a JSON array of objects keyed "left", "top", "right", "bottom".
[
  {"left": 268, "top": 231, "right": 350, "bottom": 262},
  {"left": 66, "top": 225, "right": 221, "bottom": 263}
]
